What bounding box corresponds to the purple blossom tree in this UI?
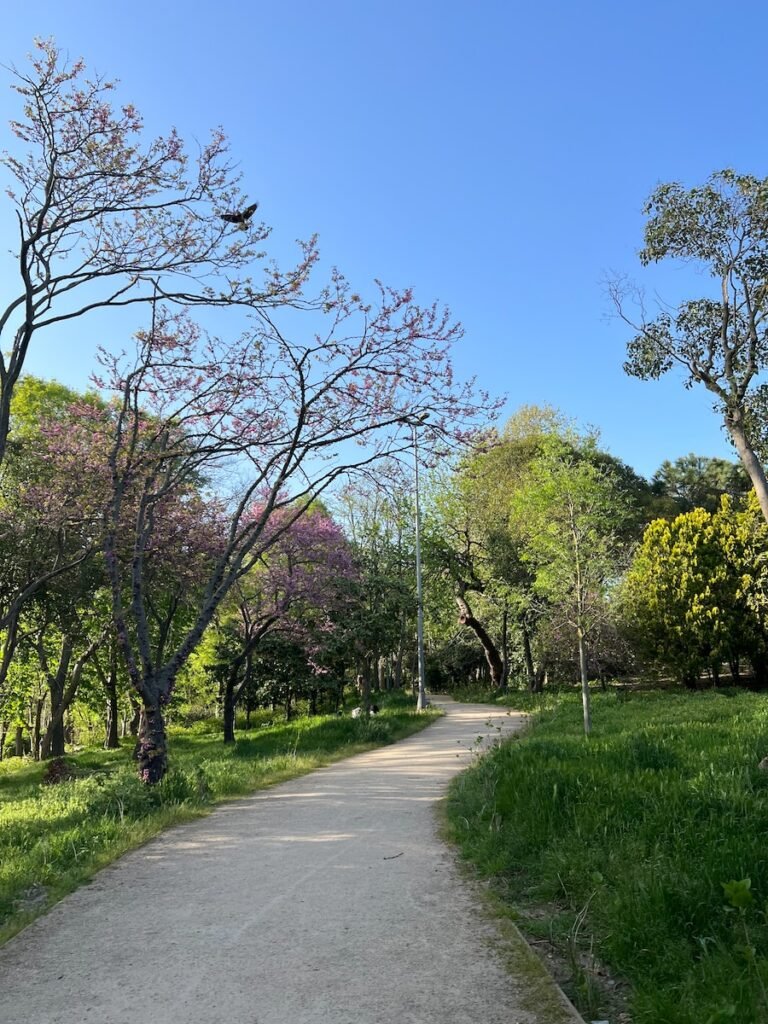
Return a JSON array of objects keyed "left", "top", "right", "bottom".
[{"left": 98, "top": 278, "right": 494, "bottom": 782}]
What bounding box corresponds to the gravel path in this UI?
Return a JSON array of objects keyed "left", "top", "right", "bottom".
[{"left": 0, "top": 697, "right": 583, "bottom": 1024}]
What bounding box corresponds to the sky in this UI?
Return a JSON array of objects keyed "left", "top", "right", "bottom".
[{"left": 1, "top": 0, "right": 767, "bottom": 479}]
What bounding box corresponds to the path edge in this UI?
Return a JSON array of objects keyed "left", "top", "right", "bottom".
[{"left": 436, "top": 797, "right": 587, "bottom": 1024}]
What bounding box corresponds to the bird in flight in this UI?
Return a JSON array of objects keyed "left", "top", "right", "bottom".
[{"left": 220, "top": 202, "right": 259, "bottom": 228}]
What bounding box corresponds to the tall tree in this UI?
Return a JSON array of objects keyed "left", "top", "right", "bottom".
[
  {"left": 614, "top": 170, "right": 768, "bottom": 522},
  {"left": 94, "top": 286, "right": 490, "bottom": 782},
  {"left": 510, "top": 436, "right": 633, "bottom": 733},
  {"left": 210, "top": 507, "right": 356, "bottom": 743}
]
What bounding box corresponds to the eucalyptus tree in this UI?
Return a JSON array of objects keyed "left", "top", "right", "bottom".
[{"left": 614, "top": 170, "right": 768, "bottom": 522}]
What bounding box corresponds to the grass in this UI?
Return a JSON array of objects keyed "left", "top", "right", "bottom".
[
  {"left": 444, "top": 686, "right": 768, "bottom": 1024},
  {"left": 0, "top": 693, "right": 439, "bottom": 947}
]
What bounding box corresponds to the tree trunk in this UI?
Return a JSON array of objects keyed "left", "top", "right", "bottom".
[
  {"left": 455, "top": 590, "right": 504, "bottom": 687},
  {"left": 136, "top": 704, "right": 168, "bottom": 784},
  {"left": 128, "top": 696, "right": 141, "bottom": 736},
  {"left": 14, "top": 726, "right": 24, "bottom": 757},
  {"left": 40, "top": 635, "right": 101, "bottom": 760},
  {"left": 750, "top": 652, "right": 768, "bottom": 687},
  {"left": 223, "top": 676, "right": 237, "bottom": 744},
  {"left": 357, "top": 672, "right": 371, "bottom": 714},
  {"left": 105, "top": 683, "right": 120, "bottom": 749},
  {"left": 521, "top": 625, "right": 538, "bottom": 690},
  {"left": 499, "top": 608, "right": 510, "bottom": 693},
  {"left": 577, "top": 626, "right": 591, "bottom": 736},
  {"left": 729, "top": 656, "right": 741, "bottom": 684},
  {"left": 727, "top": 412, "right": 768, "bottom": 525},
  {"left": 31, "top": 697, "right": 45, "bottom": 761},
  {"left": 95, "top": 645, "right": 121, "bottom": 749}
]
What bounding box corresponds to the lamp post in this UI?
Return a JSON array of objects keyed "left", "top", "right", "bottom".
[{"left": 399, "top": 412, "right": 429, "bottom": 711}]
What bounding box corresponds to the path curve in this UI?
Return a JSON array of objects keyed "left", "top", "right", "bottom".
[{"left": 0, "top": 698, "right": 582, "bottom": 1024}]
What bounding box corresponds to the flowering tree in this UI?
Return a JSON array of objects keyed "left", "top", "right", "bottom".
[
  {"left": 98, "top": 273, "right": 492, "bottom": 780},
  {"left": 0, "top": 39, "right": 315, "bottom": 468},
  {"left": 205, "top": 507, "right": 357, "bottom": 742}
]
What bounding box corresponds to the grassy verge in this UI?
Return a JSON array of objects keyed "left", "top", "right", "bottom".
[
  {"left": 0, "top": 694, "right": 439, "bottom": 947},
  {"left": 444, "top": 687, "right": 768, "bottom": 1024}
]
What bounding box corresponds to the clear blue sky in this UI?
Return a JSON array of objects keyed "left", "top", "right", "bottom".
[{"left": 2, "top": 0, "right": 767, "bottom": 479}]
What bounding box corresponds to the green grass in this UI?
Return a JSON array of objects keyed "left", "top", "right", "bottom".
[
  {"left": 444, "top": 687, "right": 768, "bottom": 1024},
  {"left": 0, "top": 694, "right": 439, "bottom": 946}
]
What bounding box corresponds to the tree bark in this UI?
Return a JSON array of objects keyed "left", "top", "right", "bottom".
[
  {"left": 31, "top": 697, "right": 45, "bottom": 761},
  {"left": 455, "top": 590, "right": 504, "bottom": 687},
  {"left": 521, "top": 625, "right": 537, "bottom": 691},
  {"left": 577, "top": 626, "right": 591, "bottom": 736},
  {"left": 223, "top": 675, "right": 237, "bottom": 744},
  {"left": 136, "top": 704, "right": 168, "bottom": 784},
  {"left": 94, "top": 646, "right": 121, "bottom": 749},
  {"left": 727, "top": 411, "right": 768, "bottom": 525},
  {"left": 499, "top": 607, "right": 510, "bottom": 692},
  {"left": 40, "top": 634, "right": 101, "bottom": 760}
]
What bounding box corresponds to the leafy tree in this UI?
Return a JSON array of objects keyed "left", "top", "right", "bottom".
[
  {"left": 208, "top": 507, "right": 356, "bottom": 742},
  {"left": 93, "top": 278, "right": 488, "bottom": 781},
  {"left": 614, "top": 170, "right": 768, "bottom": 522},
  {"left": 510, "top": 436, "right": 634, "bottom": 733},
  {"left": 652, "top": 453, "right": 750, "bottom": 513},
  {"left": 620, "top": 496, "right": 768, "bottom": 686},
  {"left": 426, "top": 408, "right": 645, "bottom": 694},
  {"left": 334, "top": 474, "right": 416, "bottom": 695},
  {"left": 0, "top": 378, "right": 106, "bottom": 722}
]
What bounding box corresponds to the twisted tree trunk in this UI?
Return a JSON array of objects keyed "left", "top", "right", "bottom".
[{"left": 455, "top": 588, "right": 504, "bottom": 687}]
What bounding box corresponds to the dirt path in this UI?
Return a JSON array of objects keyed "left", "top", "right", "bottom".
[{"left": 0, "top": 698, "right": 583, "bottom": 1024}]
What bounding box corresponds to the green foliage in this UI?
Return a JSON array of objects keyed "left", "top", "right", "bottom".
[
  {"left": 652, "top": 454, "right": 751, "bottom": 515},
  {"left": 620, "top": 496, "right": 768, "bottom": 684},
  {"left": 445, "top": 689, "right": 768, "bottom": 1023},
  {"left": 619, "top": 170, "right": 768, "bottom": 525}
]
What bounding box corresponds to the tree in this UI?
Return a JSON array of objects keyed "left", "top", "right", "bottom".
[
  {"left": 620, "top": 496, "right": 768, "bottom": 686},
  {"left": 614, "top": 170, "right": 768, "bottom": 523},
  {"left": 94, "top": 282, "right": 489, "bottom": 782},
  {"left": 334, "top": 474, "right": 416, "bottom": 694},
  {"left": 209, "top": 506, "right": 356, "bottom": 743},
  {"left": 0, "top": 378, "right": 106, "bottom": 721},
  {"left": 510, "top": 436, "right": 634, "bottom": 733},
  {"left": 0, "top": 39, "right": 314, "bottom": 468},
  {"left": 651, "top": 454, "right": 750, "bottom": 514}
]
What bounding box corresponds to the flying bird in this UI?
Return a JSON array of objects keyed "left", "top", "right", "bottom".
[{"left": 220, "top": 202, "right": 259, "bottom": 228}]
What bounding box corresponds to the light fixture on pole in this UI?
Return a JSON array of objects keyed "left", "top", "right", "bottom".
[{"left": 398, "top": 411, "right": 429, "bottom": 711}]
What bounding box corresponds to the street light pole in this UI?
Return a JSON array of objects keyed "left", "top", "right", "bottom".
[{"left": 400, "top": 413, "right": 429, "bottom": 711}]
